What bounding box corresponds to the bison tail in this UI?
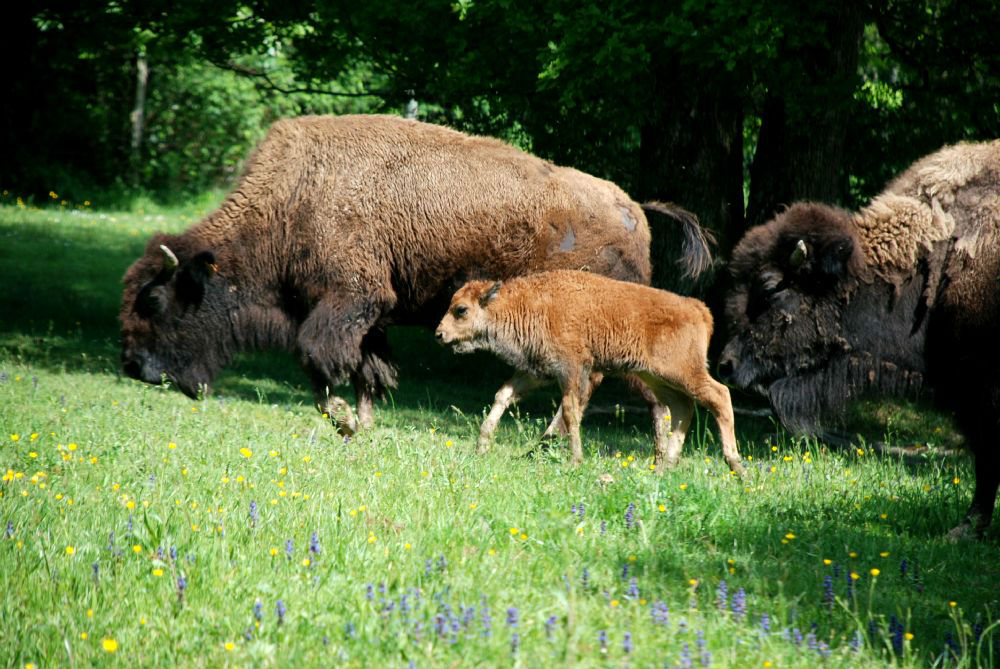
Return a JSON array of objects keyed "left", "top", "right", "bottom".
[{"left": 640, "top": 201, "right": 716, "bottom": 279}]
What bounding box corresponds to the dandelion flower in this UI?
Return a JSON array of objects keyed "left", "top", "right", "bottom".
[
  {"left": 904, "top": 632, "right": 914, "bottom": 640},
  {"left": 880, "top": 551, "right": 890, "bottom": 557},
  {"left": 101, "top": 638, "right": 118, "bottom": 653},
  {"left": 850, "top": 572, "right": 860, "bottom": 580},
  {"left": 822, "top": 558, "right": 832, "bottom": 565},
  {"left": 949, "top": 601, "right": 957, "bottom": 607},
  {"left": 240, "top": 448, "right": 252, "bottom": 458},
  {"left": 224, "top": 641, "right": 235, "bottom": 651},
  {"left": 65, "top": 546, "right": 75, "bottom": 556},
  {"left": 132, "top": 545, "right": 143, "bottom": 554},
  {"left": 785, "top": 533, "right": 796, "bottom": 540},
  {"left": 152, "top": 568, "right": 163, "bottom": 576},
  {"left": 870, "top": 568, "right": 880, "bottom": 577},
  {"left": 658, "top": 504, "right": 666, "bottom": 512}
]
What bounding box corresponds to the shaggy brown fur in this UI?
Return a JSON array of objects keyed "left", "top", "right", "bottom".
[
  {"left": 436, "top": 270, "right": 745, "bottom": 474},
  {"left": 719, "top": 139, "right": 1000, "bottom": 539},
  {"left": 120, "top": 115, "right": 712, "bottom": 434}
]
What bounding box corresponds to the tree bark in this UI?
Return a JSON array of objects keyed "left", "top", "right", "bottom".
[
  {"left": 745, "top": 4, "right": 866, "bottom": 228},
  {"left": 129, "top": 50, "right": 148, "bottom": 188},
  {"left": 637, "top": 67, "right": 744, "bottom": 291}
]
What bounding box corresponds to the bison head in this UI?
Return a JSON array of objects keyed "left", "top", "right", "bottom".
[
  {"left": 435, "top": 280, "right": 502, "bottom": 353},
  {"left": 120, "top": 235, "right": 233, "bottom": 398},
  {"left": 719, "top": 203, "right": 865, "bottom": 432}
]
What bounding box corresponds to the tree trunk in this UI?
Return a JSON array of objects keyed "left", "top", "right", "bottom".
[
  {"left": 637, "top": 67, "right": 744, "bottom": 291},
  {"left": 129, "top": 50, "right": 148, "bottom": 188},
  {"left": 745, "top": 4, "right": 866, "bottom": 228}
]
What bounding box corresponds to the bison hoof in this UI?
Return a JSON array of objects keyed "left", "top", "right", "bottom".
[
  {"left": 322, "top": 397, "right": 359, "bottom": 438},
  {"left": 476, "top": 437, "right": 492, "bottom": 454},
  {"left": 945, "top": 521, "right": 982, "bottom": 543},
  {"left": 729, "top": 462, "right": 748, "bottom": 478}
]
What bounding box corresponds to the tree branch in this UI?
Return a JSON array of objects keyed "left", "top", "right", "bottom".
[{"left": 214, "top": 60, "right": 389, "bottom": 98}]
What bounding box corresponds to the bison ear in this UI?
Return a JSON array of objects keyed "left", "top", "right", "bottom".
[
  {"left": 479, "top": 281, "right": 502, "bottom": 307},
  {"left": 175, "top": 251, "right": 217, "bottom": 306}
]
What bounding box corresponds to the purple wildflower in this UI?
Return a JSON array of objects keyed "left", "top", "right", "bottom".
[
  {"left": 169, "top": 545, "right": 177, "bottom": 561},
  {"left": 571, "top": 504, "right": 577, "bottom": 516},
  {"left": 285, "top": 539, "right": 293, "bottom": 559},
  {"left": 253, "top": 600, "right": 262, "bottom": 621},
  {"left": 845, "top": 570, "right": 855, "bottom": 599},
  {"left": 697, "top": 631, "right": 710, "bottom": 668},
  {"left": 177, "top": 574, "right": 187, "bottom": 602},
  {"left": 545, "top": 615, "right": 557, "bottom": 640},
  {"left": 366, "top": 583, "right": 374, "bottom": 601},
  {"left": 276, "top": 599, "right": 286, "bottom": 625},
  {"left": 322, "top": 634, "right": 329, "bottom": 645},
  {"left": 244, "top": 627, "right": 253, "bottom": 641},
  {"left": 598, "top": 629, "right": 607, "bottom": 653},
  {"left": 626, "top": 577, "right": 639, "bottom": 600},
  {"left": 730, "top": 587, "right": 747, "bottom": 621},
  {"left": 157, "top": 545, "right": 165, "bottom": 560},
  {"left": 249, "top": 501, "right": 258, "bottom": 528},
  {"left": 622, "top": 563, "right": 629, "bottom": 580},
  {"left": 716, "top": 580, "right": 728, "bottom": 610},
  {"left": 823, "top": 575, "right": 834, "bottom": 610},
  {"left": 506, "top": 607, "right": 518, "bottom": 627},
  {"left": 582, "top": 567, "right": 590, "bottom": 588},
  {"left": 310, "top": 532, "right": 320, "bottom": 555},
  {"left": 624, "top": 502, "right": 636, "bottom": 529},
  {"left": 679, "top": 642, "right": 693, "bottom": 669},
  {"left": 344, "top": 622, "right": 356, "bottom": 639},
  {"left": 92, "top": 561, "right": 99, "bottom": 581},
  {"left": 511, "top": 631, "right": 520, "bottom": 654},
  {"left": 437, "top": 554, "right": 447, "bottom": 572},
  {"left": 652, "top": 601, "right": 670, "bottom": 626},
  {"left": 481, "top": 599, "right": 492, "bottom": 638},
  {"left": 760, "top": 613, "right": 771, "bottom": 634},
  {"left": 600, "top": 520, "right": 607, "bottom": 534},
  {"left": 577, "top": 503, "right": 585, "bottom": 519},
  {"left": 899, "top": 558, "right": 908, "bottom": 578},
  {"left": 624, "top": 630, "right": 633, "bottom": 654},
  {"left": 889, "top": 615, "right": 903, "bottom": 654},
  {"left": 5, "top": 521, "right": 12, "bottom": 538},
  {"left": 850, "top": 629, "right": 863, "bottom": 652}
]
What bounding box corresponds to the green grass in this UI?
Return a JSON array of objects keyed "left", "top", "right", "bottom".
[{"left": 1, "top": 197, "right": 998, "bottom": 669}]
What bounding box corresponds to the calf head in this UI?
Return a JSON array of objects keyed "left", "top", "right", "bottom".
[
  {"left": 435, "top": 280, "right": 502, "bottom": 353},
  {"left": 120, "top": 235, "right": 233, "bottom": 398},
  {"left": 719, "top": 203, "right": 864, "bottom": 431}
]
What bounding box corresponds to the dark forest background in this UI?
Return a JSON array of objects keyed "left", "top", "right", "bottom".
[{"left": 4, "top": 0, "right": 1000, "bottom": 282}]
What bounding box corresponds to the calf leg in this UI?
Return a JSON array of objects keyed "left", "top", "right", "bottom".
[
  {"left": 542, "top": 372, "right": 603, "bottom": 439},
  {"left": 559, "top": 374, "right": 588, "bottom": 466},
  {"left": 478, "top": 372, "right": 546, "bottom": 452},
  {"left": 638, "top": 376, "right": 695, "bottom": 473},
  {"left": 666, "top": 370, "right": 745, "bottom": 476}
]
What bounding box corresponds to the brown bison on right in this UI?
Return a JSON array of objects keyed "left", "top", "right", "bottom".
[{"left": 719, "top": 140, "right": 1000, "bottom": 539}]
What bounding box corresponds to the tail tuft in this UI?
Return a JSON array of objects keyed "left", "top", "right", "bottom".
[{"left": 640, "top": 201, "right": 715, "bottom": 279}]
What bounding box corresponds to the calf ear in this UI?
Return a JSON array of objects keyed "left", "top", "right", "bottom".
[
  {"left": 175, "top": 251, "right": 217, "bottom": 306},
  {"left": 479, "top": 281, "right": 502, "bottom": 307}
]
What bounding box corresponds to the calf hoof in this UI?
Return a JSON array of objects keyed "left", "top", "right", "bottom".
[
  {"left": 476, "top": 436, "right": 492, "bottom": 454},
  {"left": 729, "top": 461, "right": 748, "bottom": 478}
]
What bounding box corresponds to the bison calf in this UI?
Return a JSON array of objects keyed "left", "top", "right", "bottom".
[{"left": 435, "top": 270, "right": 745, "bottom": 474}]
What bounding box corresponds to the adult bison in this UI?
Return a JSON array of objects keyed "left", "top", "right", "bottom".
[
  {"left": 121, "top": 114, "right": 711, "bottom": 436},
  {"left": 718, "top": 140, "right": 1000, "bottom": 539}
]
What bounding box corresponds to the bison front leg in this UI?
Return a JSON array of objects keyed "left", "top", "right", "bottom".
[
  {"left": 947, "top": 447, "right": 999, "bottom": 541},
  {"left": 298, "top": 292, "right": 394, "bottom": 438}
]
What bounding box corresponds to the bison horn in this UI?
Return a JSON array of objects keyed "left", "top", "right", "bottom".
[
  {"left": 160, "top": 245, "right": 179, "bottom": 272},
  {"left": 789, "top": 239, "right": 808, "bottom": 268}
]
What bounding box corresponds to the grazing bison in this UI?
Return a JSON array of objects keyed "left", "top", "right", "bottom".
[
  {"left": 120, "top": 114, "right": 712, "bottom": 435},
  {"left": 435, "top": 270, "right": 745, "bottom": 474},
  {"left": 718, "top": 140, "right": 1000, "bottom": 538}
]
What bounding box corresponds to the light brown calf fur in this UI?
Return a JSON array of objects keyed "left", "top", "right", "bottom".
[{"left": 436, "top": 270, "right": 745, "bottom": 473}]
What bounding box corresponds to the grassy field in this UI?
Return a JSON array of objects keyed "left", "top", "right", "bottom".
[{"left": 1, "top": 194, "right": 997, "bottom": 669}]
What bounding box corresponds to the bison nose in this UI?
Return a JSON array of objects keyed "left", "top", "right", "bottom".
[
  {"left": 434, "top": 330, "right": 445, "bottom": 343},
  {"left": 122, "top": 356, "right": 143, "bottom": 380}
]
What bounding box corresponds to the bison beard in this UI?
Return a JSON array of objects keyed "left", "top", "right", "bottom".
[
  {"left": 721, "top": 139, "right": 1000, "bottom": 539},
  {"left": 120, "top": 114, "right": 712, "bottom": 439}
]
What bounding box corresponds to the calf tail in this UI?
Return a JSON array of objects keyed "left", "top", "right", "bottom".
[{"left": 641, "top": 201, "right": 715, "bottom": 279}]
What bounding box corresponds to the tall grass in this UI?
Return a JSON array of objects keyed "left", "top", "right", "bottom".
[{"left": 1, "top": 197, "right": 997, "bottom": 668}]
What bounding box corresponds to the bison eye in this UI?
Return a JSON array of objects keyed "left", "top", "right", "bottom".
[{"left": 452, "top": 305, "right": 468, "bottom": 319}]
